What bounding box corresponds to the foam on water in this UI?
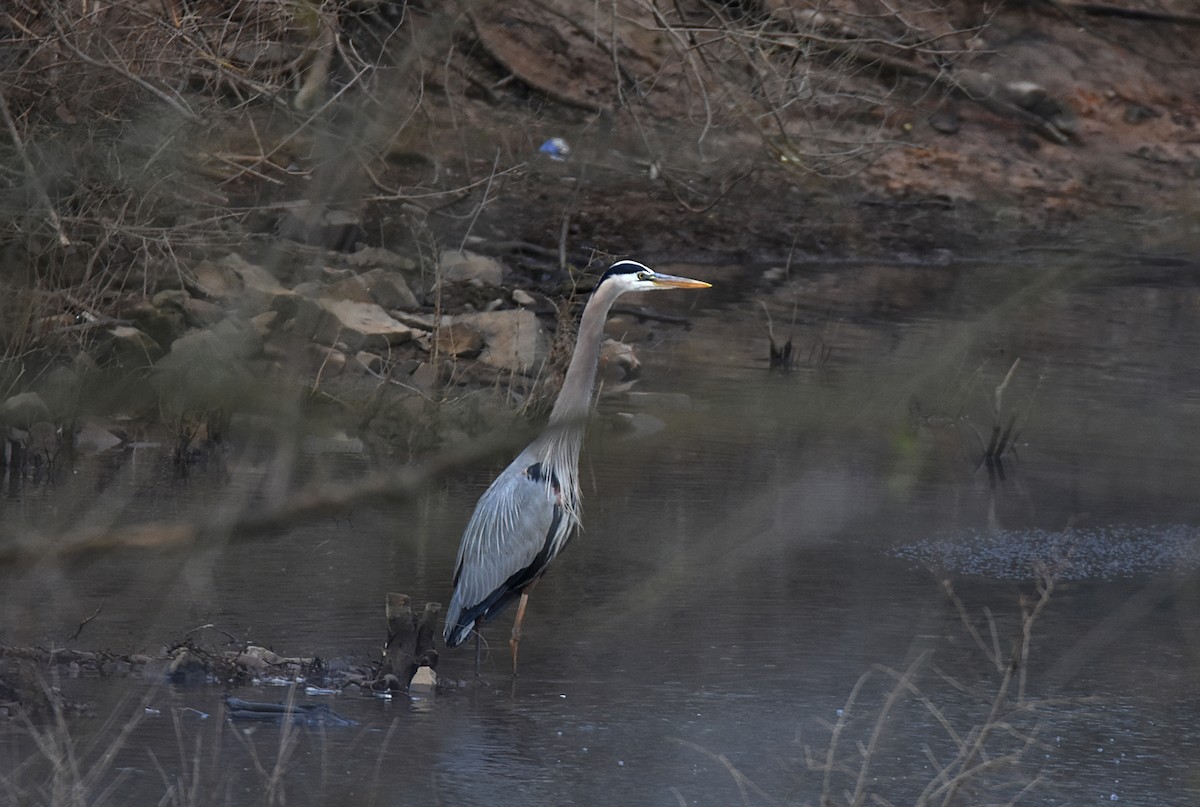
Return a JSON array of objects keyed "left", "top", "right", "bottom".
[{"left": 892, "top": 524, "right": 1200, "bottom": 580}]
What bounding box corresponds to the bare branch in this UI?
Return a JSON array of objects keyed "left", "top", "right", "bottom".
[{"left": 0, "top": 85, "right": 70, "bottom": 247}]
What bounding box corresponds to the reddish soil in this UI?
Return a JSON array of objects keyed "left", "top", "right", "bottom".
[{"left": 417, "top": 1, "right": 1200, "bottom": 267}]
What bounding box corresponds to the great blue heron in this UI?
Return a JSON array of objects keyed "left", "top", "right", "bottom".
[{"left": 442, "top": 260, "right": 711, "bottom": 672}]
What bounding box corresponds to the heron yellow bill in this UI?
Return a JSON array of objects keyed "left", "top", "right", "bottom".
[{"left": 648, "top": 272, "right": 712, "bottom": 289}]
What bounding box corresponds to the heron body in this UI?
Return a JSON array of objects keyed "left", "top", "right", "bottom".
[
  {"left": 442, "top": 260, "right": 711, "bottom": 669},
  {"left": 442, "top": 440, "right": 580, "bottom": 649}
]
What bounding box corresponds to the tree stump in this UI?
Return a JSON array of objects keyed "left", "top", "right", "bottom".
[{"left": 382, "top": 593, "right": 440, "bottom": 691}]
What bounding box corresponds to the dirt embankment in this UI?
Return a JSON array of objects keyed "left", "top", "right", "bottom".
[
  {"left": 464, "top": 0, "right": 1200, "bottom": 261},
  {"left": 3, "top": 1, "right": 1198, "bottom": 263}
]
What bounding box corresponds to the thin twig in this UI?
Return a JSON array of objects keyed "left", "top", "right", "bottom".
[
  {"left": 458, "top": 149, "right": 502, "bottom": 252},
  {"left": 63, "top": 603, "right": 104, "bottom": 644},
  {"left": 994, "top": 357, "right": 1021, "bottom": 416},
  {"left": 850, "top": 654, "right": 926, "bottom": 807},
  {"left": 672, "top": 739, "right": 780, "bottom": 807},
  {"left": 1017, "top": 567, "right": 1055, "bottom": 706},
  {"left": 0, "top": 86, "right": 70, "bottom": 246},
  {"left": 50, "top": 19, "right": 201, "bottom": 122},
  {"left": 941, "top": 579, "right": 1001, "bottom": 671},
  {"left": 821, "top": 670, "right": 870, "bottom": 803}
]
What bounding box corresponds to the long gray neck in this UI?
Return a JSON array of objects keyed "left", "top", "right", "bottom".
[
  {"left": 547, "top": 279, "right": 621, "bottom": 427},
  {"left": 531, "top": 279, "right": 623, "bottom": 520}
]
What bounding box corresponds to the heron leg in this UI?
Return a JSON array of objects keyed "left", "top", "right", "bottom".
[
  {"left": 510, "top": 587, "right": 534, "bottom": 676},
  {"left": 473, "top": 630, "right": 482, "bottom": 680}
]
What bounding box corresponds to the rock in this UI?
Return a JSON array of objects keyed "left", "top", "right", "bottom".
[
  {"left": 97, "top": 326, "right": 164, "bottom": 367},
  {"left": 439, "top": 249, "right": 505, "bottom": 286},
  {"left": 1003, "top": 80, "right": 1077, "bottom": 136},
  {"left": 361, "top": 268, "right": 419, "bottom": 310},
  {"left": 191, "top": 260, "right": 239, "bottom": 300},
  {"left": 33, "top": 366, "right": 83, "bottom": 420},
  {"left": 233, "top": 652, "right": 267, "bottom": 671},
  {"left": 355, "top": 351, "right": 384, "bottom": 374},
  {"left": 153, "top": 322, "right": 261, "bottom": 414},
  {"left": 292, "top": 280, "right": 323, "bottom": 299},
  {"left": 1124, "top": 102, "right": 1160, "bottom": 125},
  {"left": 72, "top": 351, "right": 98, "bottom": 374},
  {"left": 128, "top": 299, "right": 187, "bottom": 349},
  {"left": 322, "top": 273, "right": 368, "bottom": 304},
  {"left": 928, "top": 107, "right": 961, "bottom": 134},
  {"left": 456, "top": 309, "right": 549, "bottom": 372},
  {"left": 209, "top": 318, "right": 263, "bottom": 360},
  {"left": 182, "top": 297, "right": 226, "bottom": 328},
  {"left": 166, "top": 648, "right": 199, "bottom": 678},
  {"left": 392, "top": 311, "right": 442, "bottom": 331},
  {"left": 279, "top": 204, "right": 363, "bottom": 250},
  {"left": 296, "top": 298, "right": 416, "bottom": 353},
  {"left": 409, "top": 361, "right": 438, "bottom": 390},
  {"left": 324, "top": 270, "right": 418, "bottom": 310},
  {"left": 309, "top": 344, "right": 347, "bottom": 376},
  {"left": 321, "top": 266, "right": 354, "bottom": 282},
  {"left": 345, "top": 246, "right": 417, "bottom": 272},
  {"left": 249, "top": 310, "right": 281, "bottom": 339},
  {"left": 0, "top": 392, "right": 51, "bottom": 429},
  {"left": 229, "top": 259, "right": 297, "bottom": 317},
  {"left": 151, "top": 289, "right": 190, "bottom": 309},
  {"left": 75, "top": 417, "right": 123, "bottom": 452},
  {"left": 512, "top": 288, "right": 536, "bottom": 307},
  {"left": 189, "top": 254, "right": 297, "bottom": 316},
  {"left": 599, "top": 338, "right": 640, "bottom": 380},
  {"left": 433, "top": 322, "right": 485, "bottom": 358},
  {"left": 394, "top": 358, "right": 421, "bottom": 377},
  {"left": 409, "top": 666, "right": 437, "bottom": 691},
  {"left": 603, "top": 313, "right": 652, "bottom": 343}
]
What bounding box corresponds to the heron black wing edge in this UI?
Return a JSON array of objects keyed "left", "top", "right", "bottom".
[{"left": 443, "top": 462, "right": 565, "bottom": 647}]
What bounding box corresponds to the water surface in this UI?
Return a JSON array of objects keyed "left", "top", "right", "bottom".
[{"left": 3, "top": 262, "right": 1199, "bottom": 805}]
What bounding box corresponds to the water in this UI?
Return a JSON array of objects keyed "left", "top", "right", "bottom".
[{"left": 3, "top": 262, "right": 1200, "bottom": 805}]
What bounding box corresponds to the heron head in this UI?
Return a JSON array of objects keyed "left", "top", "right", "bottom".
[{"left": 597, "top": 260, "right": 712, "bottom": 293}]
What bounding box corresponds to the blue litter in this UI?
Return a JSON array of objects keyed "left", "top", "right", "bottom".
[{"left": 538, "top": 137, "right": 570, "bottom": 161}]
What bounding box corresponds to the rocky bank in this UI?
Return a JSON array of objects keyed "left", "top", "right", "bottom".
[{"left": 2, "top": 0, "right": 1199, "bottom": 467}]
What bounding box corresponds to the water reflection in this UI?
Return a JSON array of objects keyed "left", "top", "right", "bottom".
[{"left": 2, "top": 263, "right": 1200, "bottom": 804}]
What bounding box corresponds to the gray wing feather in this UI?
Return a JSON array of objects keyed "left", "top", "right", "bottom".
[{"left": 446, "top": 451, "right": 558, "bottom": 626}]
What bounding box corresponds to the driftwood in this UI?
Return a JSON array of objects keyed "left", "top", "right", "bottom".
[{"left": 378, "top": 593, "right": 440, "bottom": 692}]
